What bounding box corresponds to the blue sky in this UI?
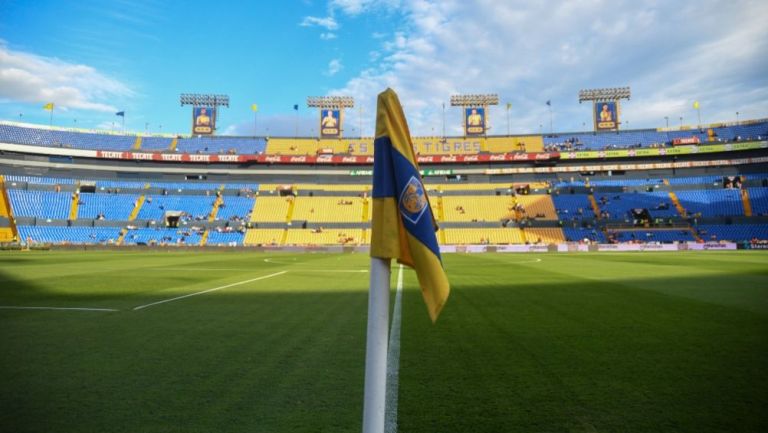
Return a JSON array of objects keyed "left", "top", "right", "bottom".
[{"left": 1, "top": 0, "right": 766, "bottom": 137}]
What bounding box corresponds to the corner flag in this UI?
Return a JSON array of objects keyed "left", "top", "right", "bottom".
[{"left": 370, "top": 88, "right": 449, "bottom": 322}]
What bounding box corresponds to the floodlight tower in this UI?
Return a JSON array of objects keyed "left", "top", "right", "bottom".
[
  {"left": 578, "top": 86, "right": 630, "bottom": 131},
  {"left": 179, "top": 93, "right": 230, "bottom": 135},
  {"left": 307, "top": 96, "right": 355, "bottom": 138},
  {"left": 450, "top": 93, "right": 499, "bottom": 137}
]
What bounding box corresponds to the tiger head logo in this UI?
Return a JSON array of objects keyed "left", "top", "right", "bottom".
[{"left": 399, "top": 176, "right": 428, "bottom": 224}]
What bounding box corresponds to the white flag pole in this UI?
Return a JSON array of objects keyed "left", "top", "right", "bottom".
[{"left": 362, "top": 256, "right": 391, "bottom": 433}]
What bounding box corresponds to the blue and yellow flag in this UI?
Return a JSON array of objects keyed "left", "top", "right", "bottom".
[{"left": 371, "top": 88, "right": 449, "bottom": 322}]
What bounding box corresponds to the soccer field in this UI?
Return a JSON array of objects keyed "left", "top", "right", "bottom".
[{"left": 1, "top": 250, "right": 767, "bottom": 433}]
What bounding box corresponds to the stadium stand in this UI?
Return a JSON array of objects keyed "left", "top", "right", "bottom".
[
  {"left": 139, "top": 136, "right": 173, "bottom": 151},
  {"left": 695, "top": 224, "right": 768, "bottom": 242},
  {"left": 4, "top": 175, "right": 77, "bottom": 185},
  {"left": 552, "top": 194, "right": 595, "bottom": 220},
  {"left": 524, "top": 228, "right": 566, "bottom": 244},
  {"left": 595, "top": 191, "right": 679, "bottom": 220},
  {"left": 77, "top": 193, "right": 140, "bottom": 220},
  {"left": 122, "top": 227, "right": 202, "bottom": 246},
  {"left": 244, "top": 229, "right": 286, "bottom": 246},
  {"left": 562, "top": 227, "right": 606, "bottom": 243},
  {"left": 215, "top": 196, "right": 255, "bottom": 221},
  {"left": 746, "top": 188, "right": 768, "bottom": 216},
  {"left": 443, "top": 228, "right": 524, "bottom": 244},
  {"left": 250, "top": 196, "right": 292, "bottom": 223},
  {"left": 284, "top": 228, "right": 364, "bottom": 245},
  {"left": 206, "top": 230, "right": 245, "bottom": 246},
  {"left": 17, "top": 226, "right": 121, "bottom": 244},
  {"left": 136, "top": 195, "right": 215, "bottom": 221},
  {"left": 608, "top": 230, "right": 696, "bottom": 243},
  {"left": 8, "top": 190, "right": 72, "bottom": 219},
  {"left": 175, "top": 136, "right": 267, "bottom": 154},
  {"left": 1, "top": 114, "right": 767, "bottom": 247},
  {"left": 292, "top": 197, "right": 365, "bottom": 223},
  {"left": 675, "top": 189, "right": 744, "bottom": 217},
  {"left": 441, "top": 196, "right": 515, "bottom": 222},
  {"left": 0, "top": 123, "right": 135, "bottom": 150}
]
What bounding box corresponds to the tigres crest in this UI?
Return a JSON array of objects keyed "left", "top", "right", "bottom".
[{"left": 399, "top": 176, "right": 429, "bottom": 224}]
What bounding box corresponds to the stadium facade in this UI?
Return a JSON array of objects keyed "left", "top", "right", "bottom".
[{"left": 1, "top": 119, "right": 766, "bottom": 250}]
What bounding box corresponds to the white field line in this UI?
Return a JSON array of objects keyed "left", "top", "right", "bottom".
[
  {"left": 132, "top": 271, "right": 287, "bottom": 311},
  {"left": 293, "top": 269, "right": 368, "bottom": 273},
  {"left": 505, "top": 258, "right": 543, "bottom": 264},
  {"left": 263, "top": 257, "right": 367, "bottom": 272},
  {"left": 0, "top": 306, "right": 118, "bottom": 312},
  {"left": 385, "top": 265, "right": 404, "bottom": 433},
  {"left": 151, "top": 267, "right": 366, "bottom": 273},
  {"left": 142, "top": 268, "right": 251, "bottom": 271},
  {"left": 263, "top": 258, "right": 298, "bottom": 264}
]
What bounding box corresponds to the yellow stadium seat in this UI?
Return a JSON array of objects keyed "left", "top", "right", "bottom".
[
  {"left": 284, "top": 229, "right": 363, "bottom": 245},
  {"left": 443, "top": 228, "right": 524, "bottom": 244},
  {"left": 250, "top": 196, "right": 293, "bottom": 223},
  {"left": 292, "top": 197, "right": 365, "bottom": 223},
  {"left": 441, "top": 196, "right": 516, "bottom": 222},
  {"left": 524, "top": 228, "right": 565, "bottom": 244},
  {"left": 515, "top": 195, "right": 558, "bottom": 220},
  {"left": 244, "top": 229, "right": 285, "bottom": 246}
]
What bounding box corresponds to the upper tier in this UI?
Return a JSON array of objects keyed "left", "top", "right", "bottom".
[{"left": 1, "top": 119, "right": 765, "bottom": 156}]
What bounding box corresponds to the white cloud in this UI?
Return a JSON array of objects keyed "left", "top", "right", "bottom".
[
  {"left": 326, "top": 58, "right": 343, "bottom": 76},
  {"left": 320, "top": 32, "right": 337, "bottom": 40},
  {"left": 0, "top": 43, "right": 133, "bottom": 113},
  {"left": 299, "top": 15, "right": 339, "bottom": 30},
  {"left": 330, "top": 0, "right": 372, "bottom": 15},
  {"left": 328, "top": 0, "right": 768, "bottom": 135},
  {"left": 331, "top": 0, "right": 402, "bottom": 16}
]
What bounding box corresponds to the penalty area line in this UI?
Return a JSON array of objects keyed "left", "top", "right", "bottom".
[
  {"left": 0, "top": 306, "right": 118, "bottom": 312},
  {"left": 132, "top": 271, "right": 288, "bottom": 311}
]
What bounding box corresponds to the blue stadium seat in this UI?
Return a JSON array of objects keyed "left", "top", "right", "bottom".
[
  {"left": 675, "top": 189, "right": 744, "bottom": 217},
  {"left": 8, "top": 190, "right": 72, "bottom": 219},
  {"left": 17, "top": 225, "right": 121, "bottom": 244}
]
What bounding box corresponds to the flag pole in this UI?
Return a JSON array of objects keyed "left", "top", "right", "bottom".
[{"left": 362, "top": 256, "right": 391, "bottom": 433}]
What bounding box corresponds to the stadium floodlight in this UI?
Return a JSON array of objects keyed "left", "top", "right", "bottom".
[
  {"left": 578, "top": 87, "right": 631, "bottom": 103},
  {"left": 450, "top": 94, "right": 499, "bottom": 107},
  {"left": 306, "top": 96, "right": 355, "bottom": 109},
  {"left": 179, "top": 93, "right": 230, "bottom": 108}
]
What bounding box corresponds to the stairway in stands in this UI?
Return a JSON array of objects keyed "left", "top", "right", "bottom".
[
  {"left": 117, "top": 195, "right": 146, "bottom": 245},
  {"left": 69, "top": 191, "right": 79, "bottom": 221},
  {"left": 0, "top": 175, "right": 19, "bottom": 242},
  {"left": 668, "top": 192, "right": 688, "bottom": 217},
  {"left": 741, "top": 189, "right": 752, "bottom": 217}
]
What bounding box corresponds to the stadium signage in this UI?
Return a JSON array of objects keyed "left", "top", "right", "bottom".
[
  {"left": 132, "top": 152, "right": 155, "bottom": 160},
  {"left": 8, "top": 140, "right": 760, "bottom": 167},
  {"left": 672, "top": 137, "right": 701, "bottom": 145},
  {"left": 217, "top": 155, "right": 240, "bottom": 162}
]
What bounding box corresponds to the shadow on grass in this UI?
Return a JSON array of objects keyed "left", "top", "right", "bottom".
[{"left": 0, "top": 259, "right": 767, "bottom": 433}]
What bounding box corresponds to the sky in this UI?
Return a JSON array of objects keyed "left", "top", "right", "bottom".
[{"left": 0, "top": 0, "right": 767, "bottom": 137}]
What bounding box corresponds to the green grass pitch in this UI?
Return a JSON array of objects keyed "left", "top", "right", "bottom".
[{"left": 1, "top": 250, "right": 767, "bottom": 433}]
